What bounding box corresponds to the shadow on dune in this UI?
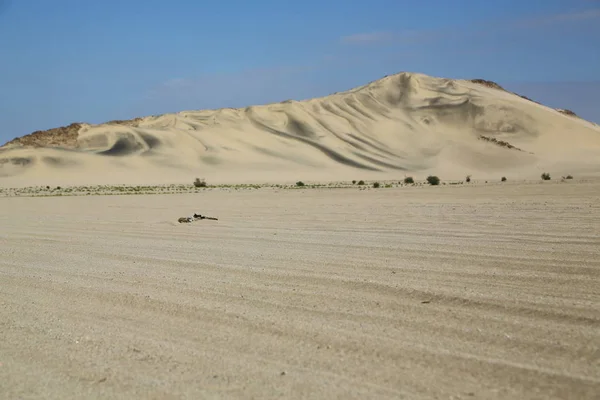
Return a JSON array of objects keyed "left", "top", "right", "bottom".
[
  {"left": 346, "top": 133, "right": 399, "bottom": 158},
  {"left": 0, "top": 156, "right": 34, "bottom": 177},
  {"left": 138, "top": 133, "right": 161, "bottom": 149},
  {"left": 298, "top": 112, "right": 389, "bottom": 159},
  {"left": 200, "top": 155, "right": 221, "bottom": 165},
  {"left": 0, "top": 156, "right": 34, "bottom": 167},
  {"left": 96, "top": 136, "right": 144, "bottom": 156},
  {"left": 42, "top": 156, "right": 81, "bottom": 167},
  {"left": 352, "top": 152, "right": 410, "bottom": 171},
  {"left": 382, "top": 73, "right": 415, "bottom": 106},
  {"left": 82, "top": 131, "right": 160, "bottom": 156},
  {"left": 246, "top": 108, "right": 381, "bottom": 171},
  {"left": 343, "top": 97, "right": 378, "bottom": 121},
  {"left": 319, "top": 102, "right": 372, "bottom": 137},
  {"left": 354, "top": 93, "right": 393, "bottom": 119}
]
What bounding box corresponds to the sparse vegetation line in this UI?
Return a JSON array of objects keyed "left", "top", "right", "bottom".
[
  {"left": 0, "top": 178, "right": 422, "bottom": 197},
  {"left": 0, "top": 175, "right": 582, "bottom": 198}
]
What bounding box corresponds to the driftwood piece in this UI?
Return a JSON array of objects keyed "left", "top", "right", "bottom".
[
  {"left": 193, "top": 213, "right": 218, "bottom": 221},
  {"left": 178, "top": 214, "right": 219, "bottom": 223}
]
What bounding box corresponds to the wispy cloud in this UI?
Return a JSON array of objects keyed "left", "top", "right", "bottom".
[
  {"left": 160, "top": 78, "right": 190, "bottom": 89},
  {"left": 507, "top": 8, "right": 600, "bottom": 29},
  {"left": 341, "top": 8, "right": 600, "bottom": 47},
  {"left": 341, "top": 32, "right": 393, "bottom": 45}
]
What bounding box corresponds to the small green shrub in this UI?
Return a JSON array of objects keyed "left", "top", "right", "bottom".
[
  {"left": 501, "top": 176, "right": 507, "bottom": 182},
  {"left": 357, "top": 180, "right": 365, "bottom": 185},
  {"left": 193, "top": 178, "right": 207, "bottom": 187},
  {"left": 565, "top": 175, "right": 573, "bottom": 179},
  {"left": 404, "top": 176, "right": 414, "bottom": 184},
  {"left": 541, "top": 172, "right": 551, "bottom": 181},
  {"left": 352, "top": 180, "right": 357, "bottom": 184},
  {"left": 426, "top": 176, "right": 440, "bottom": 186},
  {"left": 466, "top": 175, "right": 471, "bottom": 183},
  {"left": 296, "top": 181, "right": 305, "bottom": 187},
  {"left": 373, "top": 182, "right": 380, "bottom": 188}
]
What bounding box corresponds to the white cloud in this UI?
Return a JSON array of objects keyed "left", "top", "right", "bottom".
[{"left": 341, "top": 32, "right": 393, "bottom": 45}]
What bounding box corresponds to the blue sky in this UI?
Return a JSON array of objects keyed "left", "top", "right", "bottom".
[{"left": 1, "top": 0, "right": 599, "bottom": 143}]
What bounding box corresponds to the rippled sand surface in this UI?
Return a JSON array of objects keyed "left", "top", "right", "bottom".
[{"left": 1, "top": 181, "right": 599, "bottom": 399}]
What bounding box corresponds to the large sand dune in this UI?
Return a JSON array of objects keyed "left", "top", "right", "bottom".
[
  {"left": 1, "top": 182, "right": 599, "bottom": 399},
  {"left": 2, "top": 72, "right": 600, "bottom": 187}
]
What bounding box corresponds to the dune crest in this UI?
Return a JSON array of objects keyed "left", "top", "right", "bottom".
[{"left": 2, "top": 72, "right": 600, "bottom": 186}]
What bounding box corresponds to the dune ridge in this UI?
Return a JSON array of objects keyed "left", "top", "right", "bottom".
[{"left": 2, "top": 72, "right": 600, "bottom": 186}]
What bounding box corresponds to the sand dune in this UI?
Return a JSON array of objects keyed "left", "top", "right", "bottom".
[
  {"left": 1, "top": 182, "right": 599, "bottom": 399},
  {"left": 1, "top": 72, "right": 599, "bottom": 187}
]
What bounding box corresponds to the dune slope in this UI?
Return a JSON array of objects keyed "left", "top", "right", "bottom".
[{"left": 2, "top": 72, "right": 600, "bottom": 186}]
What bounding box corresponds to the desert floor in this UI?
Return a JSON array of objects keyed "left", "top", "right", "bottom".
[{"left": 1, "top": 181, "right": 599, "bottom": 399}]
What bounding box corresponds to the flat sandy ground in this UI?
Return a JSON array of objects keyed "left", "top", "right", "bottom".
[{"left": 1, "top": 181, "right": 599, "bottom": 399}]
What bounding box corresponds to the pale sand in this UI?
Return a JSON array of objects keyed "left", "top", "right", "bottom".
[
  {"left": 2, "top": 72, "right": 600, "bottom": 188},
  {"left": 1, "top": 181, "right": 599, "bottom": 399}
]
